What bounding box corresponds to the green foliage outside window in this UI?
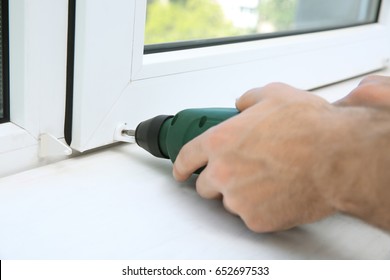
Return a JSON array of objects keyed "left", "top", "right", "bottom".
[
  {"left": 145, "top": 0, "right": 298, "bottom": 45},
  {"left": 145, "top": 0, "right": 240, "bottom": 45}
]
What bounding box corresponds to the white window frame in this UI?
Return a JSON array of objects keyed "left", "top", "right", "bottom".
[
  {"left": 0, "top": 0, "right": 69, "bottom": 177},
  {"left": 71, "top": 0, "right": 390, "bottom": 152},
  {"left": 131, "top": 0, "right": 387, "bottom": 81}
]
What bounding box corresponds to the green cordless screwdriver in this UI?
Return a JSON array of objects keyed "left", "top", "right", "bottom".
[{"left": 123, "top": 108, "right": 239, "bottom": 165}]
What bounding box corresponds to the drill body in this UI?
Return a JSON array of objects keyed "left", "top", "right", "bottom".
[{"left": 134, "top": 108, "right": 239, "bottom": 164}]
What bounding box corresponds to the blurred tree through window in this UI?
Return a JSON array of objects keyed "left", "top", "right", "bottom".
[
  {"left": 144, "top": 0, "right": 380, "bottom": 47},
  {"left": 145, "top": 0, "right": 240, "bottom": 45}
]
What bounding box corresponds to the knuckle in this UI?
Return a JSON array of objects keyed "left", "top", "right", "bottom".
[
  {"left": 222, "top": 195, "right": 241, "bottom": 214},
  {"left": 241, "top": 87, "right": 264, "bottom": 99},
  {"left": 195, "top": 163, "right": 231, "bottom": 199},
  {"left": 174, "top": 146, "right": 190, "bottom": 169},
  {"left": 243, "top": 214, "right": 273, "bottom": 233},
  {"left": 261, "top": 83, "right": 279, "bottom": 95},
  {"left": 264, "top": 82, "right": 286, "bottom": 88},
  {"left": 172, "top": 161, "right": 189, "bottom": 181},
  {"left": 262, "top": 82, "right": 290, "bottom": 93},
  {"left": 261, "top": 82, "right": 298, "bottom": 101},
  {"left": 224, "top": 193, "right": 277, "bottom": 233},
  {"left": 244, "top": 87, "right": 261, "bottom": 95},
  {"left": 195, "top": 179, "right": 211, "bottom": 199}
]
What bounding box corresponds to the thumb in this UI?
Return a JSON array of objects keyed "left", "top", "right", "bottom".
[{"left": 334, "top": 83, "right": 390, "bottom": 108}]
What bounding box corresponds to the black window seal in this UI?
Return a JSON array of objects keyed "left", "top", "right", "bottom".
[{"left": 65, "top": 0, "right": 76, "bottom": 145}]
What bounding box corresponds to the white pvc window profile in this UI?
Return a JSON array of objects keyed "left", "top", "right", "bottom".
[
  {"left": 0, "top": 0, "right": 69, "bottom": 177},
  {"left": 70, "top": 0, "right": 390, "bottom": 152}
]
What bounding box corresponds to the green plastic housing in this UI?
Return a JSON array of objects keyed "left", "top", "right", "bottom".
[{"left": 158, "top": 108, "right": 239, "bottom": 163}]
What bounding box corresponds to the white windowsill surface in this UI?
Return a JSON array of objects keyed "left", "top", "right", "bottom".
[{"left": 0, "top": 71, "right": 390, "bottom": 259}]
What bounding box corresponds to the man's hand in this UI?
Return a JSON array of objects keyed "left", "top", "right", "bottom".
[
  {"left": 173, "top": 83, "right": 340, "bottom": 232},
  {"left": 173, "top": 79, "right": 390, "bottom": 232}
]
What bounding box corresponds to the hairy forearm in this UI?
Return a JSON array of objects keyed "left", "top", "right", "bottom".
[{"left": 318, "top": 106, "right": 390, "bottom": 230}]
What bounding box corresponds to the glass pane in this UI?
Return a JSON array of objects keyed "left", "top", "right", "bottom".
[{"left": 145, "top": 0, "right": 381, "bottom": 47}]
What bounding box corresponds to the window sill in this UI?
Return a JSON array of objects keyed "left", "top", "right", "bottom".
[
  {"left": 0, "top": 123, "right": 39, "bottom": 177},
  {"left": 0, "top": 142, "right": 389, "bottom": 259},
  {"left": 0, "top": 123, "right": 70, "bottom": 178},
  {"left": 0, "top": 122, "right": 37, "bottom": 153}
]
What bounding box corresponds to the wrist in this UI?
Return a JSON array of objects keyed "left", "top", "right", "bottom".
[{"left": 316, "top": 106, "right": 390, "bottom": 229}]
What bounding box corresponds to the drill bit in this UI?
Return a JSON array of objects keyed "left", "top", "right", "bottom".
[{"left": 121, "top": 129, "right": 136, "bottom": 143}]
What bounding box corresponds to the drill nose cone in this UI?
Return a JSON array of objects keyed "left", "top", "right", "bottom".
[{"left": 135, "top": 115, "right": 172, "bottom": 159}]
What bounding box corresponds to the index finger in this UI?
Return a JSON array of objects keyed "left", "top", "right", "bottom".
[
  {"left": 172, "top": 135, "right": 209, "bottom": 181},
  {"left": 236, "top": 82, "right": 298, "bottom": 112}
]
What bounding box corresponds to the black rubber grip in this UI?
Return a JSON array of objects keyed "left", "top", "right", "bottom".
[{"left": 135, "top": 115, "right": 172, "bottom": 159}]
